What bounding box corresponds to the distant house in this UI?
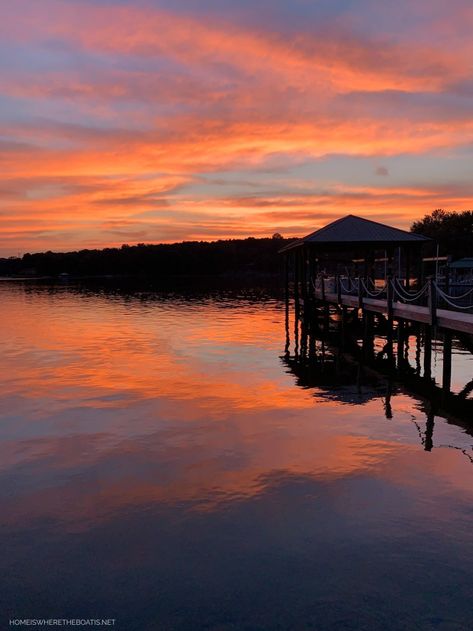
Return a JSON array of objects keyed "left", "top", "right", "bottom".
[{"left": 450, "top": 257, "right": 473, "bottom": 282}]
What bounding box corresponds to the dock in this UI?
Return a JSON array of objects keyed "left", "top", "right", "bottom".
[
  {"left": 313, "top": 277, "right": 473, "bottom": 335},
  {"left": 280, "top": 214, "right": 473, "bottom": 402}
]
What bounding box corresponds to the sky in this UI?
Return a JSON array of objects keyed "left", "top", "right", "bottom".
[{"left": 1, "top": 0, "right": 473, "bottom": 256}]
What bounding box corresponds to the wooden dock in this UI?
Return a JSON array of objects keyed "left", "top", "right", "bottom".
[
  {"left": 292, "top": 276, "right": 473, "bottom": 397},
  {"left": 314, "top": 288, "right": 473, "bottom": 335},
  {"left": 280, "top": 215, "right": 472, "bottom": 402}
]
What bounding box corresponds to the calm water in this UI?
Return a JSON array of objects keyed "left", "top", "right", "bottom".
[{"left": 1, "top": 283, "right": 473, "bottom": 631}]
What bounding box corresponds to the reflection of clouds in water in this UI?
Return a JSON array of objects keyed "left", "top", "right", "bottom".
[
  {"left": 0, "top": 284, "right": 472, "bottom": 530},
  {"left": 1, "top": 284, "right": 473, "bottom": 628}
]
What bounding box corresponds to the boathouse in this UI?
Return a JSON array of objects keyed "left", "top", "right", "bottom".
[{"left": 280, "top": 214, "right": 430, "bottom": 289}]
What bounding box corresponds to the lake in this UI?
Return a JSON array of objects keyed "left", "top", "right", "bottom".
[{"left": 1, "top": 282, "right": 473, "bottom": 630}]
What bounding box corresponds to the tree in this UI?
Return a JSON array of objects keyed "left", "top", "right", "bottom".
[{"left": 411, "top": 209, "right": 473, "bottom": 260}]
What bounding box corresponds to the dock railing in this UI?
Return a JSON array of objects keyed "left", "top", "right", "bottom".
[{"left": 314, "top": 275, "right": 473, "bottom": 317}]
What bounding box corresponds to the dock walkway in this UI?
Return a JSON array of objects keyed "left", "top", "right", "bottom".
[{"left": 311, "top": 278, "right": 473, "bottom": 335}]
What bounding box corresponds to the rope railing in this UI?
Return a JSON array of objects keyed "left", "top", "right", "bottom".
[
  {"left": 339, "top": 277, "right": 359, "bottom": 295},
  {"left": 308, "top": 275, "right": 473, "bottom": 314},
  {"left": 330, "top": 276, "right": 473, "bottom": 314},
  {"left": 391, "top": 278, "right": 430, "bottom": 303},
  {"left": 434, "top": 282, "right": 473, "bottom": 311},
  {"left": 437, "top": 284, "right": 473, "bottom": 301},
  {"left": 360, "top": 278, "right": 387, "bottom": 298}
]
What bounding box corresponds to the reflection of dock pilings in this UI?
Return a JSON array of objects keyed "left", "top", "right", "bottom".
[
  {"left": 285, "top": 263, "right": 472, "bottom": 405},
  {"left": 283, "top": 285, "right": 473, "bottom": 421},
  {"left": 283, "top": 306, "right": 473, "bottom": 457}
]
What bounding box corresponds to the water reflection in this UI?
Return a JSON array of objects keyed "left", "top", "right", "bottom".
[
  {"left": 1, "top": 282, "right": 473, "bottom": 630},
  {"left": 284, "top": 302, "right": 473, "bottom": 463}
]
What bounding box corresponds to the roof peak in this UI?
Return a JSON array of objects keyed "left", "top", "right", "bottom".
[{"left": 280, "top": 214, "right": 430, "bottom": 252}]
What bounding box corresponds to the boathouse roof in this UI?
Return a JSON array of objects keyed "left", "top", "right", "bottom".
[
  {"left": 279, "top": 214, "right": 430, "bottom": 252},
  {"left": 450, "top": 257, "right": 473, "bottom": 269}
]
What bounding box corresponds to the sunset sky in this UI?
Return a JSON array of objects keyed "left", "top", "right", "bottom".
[{"left": 1, "top": 0, "right": 473, "bottom": 256}]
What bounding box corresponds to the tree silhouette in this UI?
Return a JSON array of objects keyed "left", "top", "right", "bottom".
[
  {"left": 0, "top": 237, "right": 292, "bottom": 278},
  {"left": 411, "top": 209, "right": 473, "bottom": 260}
]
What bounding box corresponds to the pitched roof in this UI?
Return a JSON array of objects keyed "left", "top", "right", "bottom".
[
  {"left": 280, "top": 214, "right": 430, "bottom": 252},
  {"left": 450, "top": 257, "right": 473, "bottom": 269}
]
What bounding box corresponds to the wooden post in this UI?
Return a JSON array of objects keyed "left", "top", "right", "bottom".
[
  {"left": 387, "top": 247, "right": 394, "bottom": 278},
  {"left": 404, "top": 325, "right": 410, "bottom": 364},
  {"left": 314, "top": 256, "right": 319, "bottom": 295},
  {"left": 427, "top": 278, "right": 437, "bottom": 326},
  {"left": 308, "top": 328, "right": 316, "bottom": 360},
  {"left": 424, "top": 406, "right": 435, "bottom": 452},
  {"left": 324, "top": 305, "right": 330, "bottom": 332},
  {"left": 300, "top": 316, "right": 308, "bottom": 360},
  {"left": 358, "top": 276, "right": 364, "bottom": 309},
  {"left": 397, "top": 320, "right": 404, "bottom": 370},
  {"left": 386, "top": 276, "right": 393, "bottom": 323},
  {"left": 419, "top": 248, "right": 425, "bottom": 288},
  {"left": 284, "top": 255, "right": 289, "bottom": 308},
  {"left": 294, "top": 252, "right": 300, "bottom": 317},
  {"left": 385, "top": 280, "right": 395, "bottom": 366},
  {"left": 384, "top": 380, "right": 393, "bottom": 419},
  {"left": 320, "top": 277, "right": 330, "bottom": 331},
  {"left": 284, "top": 257, "right": 290, "bottom": 356},
  {"left": 309, "top": 251, "right": 315, "bottom": 297},
  {"left": 336, "top": 274, "right": 341, "bottom": 305},
  {"left": 423, "top": 325, "right": 432, "bottom": 381},
  {"left": 366, "top": 249, "right": 374, "bottom": 281},
  {"left": 442, "top": 331, "right": 452, "bottom": 395},
  {"left": 301, "top": 248, "right": 307, "bottom": 301},
  {"left": 363, "top": 311, "right": 374, "bottom": 360},
  {"left": 307, "top": 252, "right": 312, "bottom": 298},
  {"left": 405, "top": 247, "right": 411, "bottom": 290},
  {"left": 415, "top": 325, "right": 421, "bottom": 375},
  {"left": 341, "top": 305, "right": 347, "bottom": 349}
]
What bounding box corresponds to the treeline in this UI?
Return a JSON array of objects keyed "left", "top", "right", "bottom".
[
  {"left": 0, "top": 235, "right": 292, "bottom": 278},
  {"left": 411, "top": 209, "right": 473, "bottom": 260}
]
